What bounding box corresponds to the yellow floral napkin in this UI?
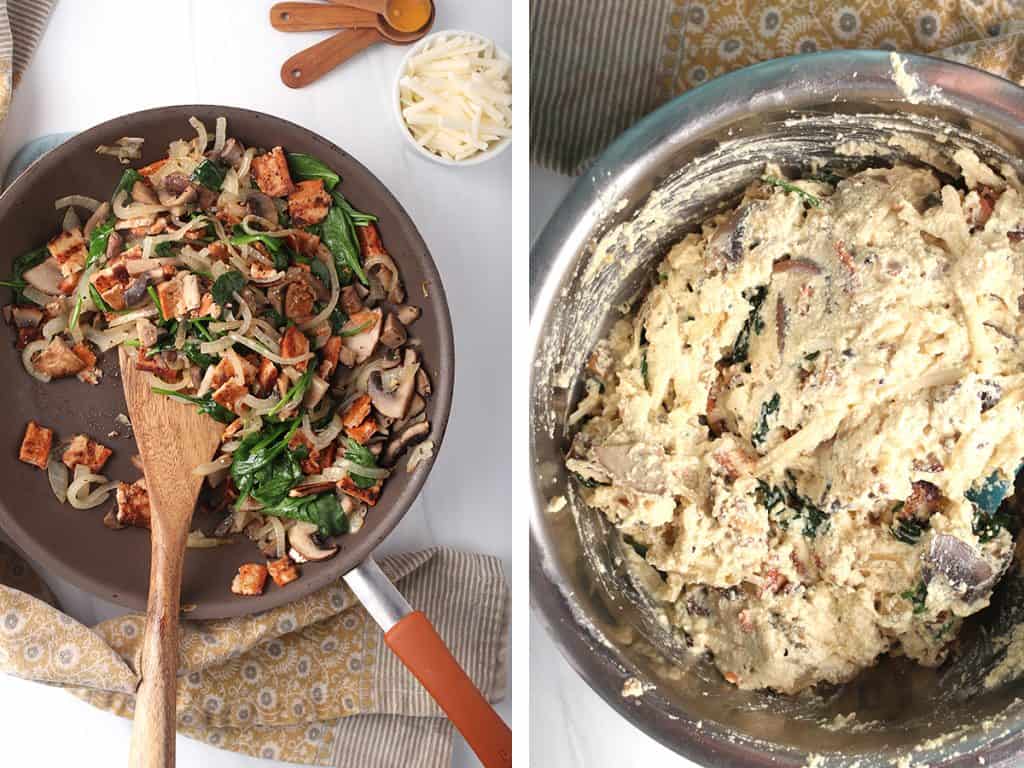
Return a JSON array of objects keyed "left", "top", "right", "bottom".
[
  {"left": 530, "top": 0, "right": 1024, "bottom": 174},
  {"left": 0, "top": 542, "right": 509, "bottom": 767}
]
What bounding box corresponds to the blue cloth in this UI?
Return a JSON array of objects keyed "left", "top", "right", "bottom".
[{"left": 4, "top": 131, "right": 74, "bottom": 188}]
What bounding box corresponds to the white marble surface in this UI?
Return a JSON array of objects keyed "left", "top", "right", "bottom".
[
  {"left": 529, "top": 163, "right": 699, "bottom": 768},
  {"left": 0, "top": 1, "right": 513, "bottom": 766}
]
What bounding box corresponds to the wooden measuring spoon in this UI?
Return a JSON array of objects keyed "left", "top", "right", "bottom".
[
  {"left": 278, "top": 3, "right": 433, "bottom": 89},
  {"left": 340, "top": 0, "right": 433, "bottom": 33},
  {"left": 120, "top": 347, "right": 224, "bottom": 768},
  {"left": 272, "top": 3, "right": 391, "bottom": 33}
]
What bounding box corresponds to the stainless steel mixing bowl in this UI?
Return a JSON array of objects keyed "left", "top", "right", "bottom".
[{"left": 530, "top": 51, "right": 1024, "bottom": 767}]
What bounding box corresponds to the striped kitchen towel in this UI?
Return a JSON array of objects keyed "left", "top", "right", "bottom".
[
  {"left": 530, "top": 0, "right": 1024, "bottom": 175},
  {"left": 0, "top": 544, "right": 509, "bottom": 767},
  {"left": 0, "top": 0, "right": 55, "bottom": 118}
]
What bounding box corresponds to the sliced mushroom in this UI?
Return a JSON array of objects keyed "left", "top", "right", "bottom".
[
  {"left": 10, "top": 306, "right": 43, "bottom": 327},
  {"left": 709, "top": 204, "right": 751, "bottom": 268},
  {"left": 217, "top": 137, "right": 245, "bottom": 169},
  {"left": 302, "top": 374, "right": 329, "bottom": 409},
  {"left": 131, "top": 180, "right": 159, "bottom": 205},
  {"left": 83, "top": 202, "right": 111, "bottom": 239},
  {"left": 162, "top": 185, "right": 198, "bottom": 209},
  {"left": 396, "top": 304, "right": 421, "bottom": 326},
  {"left": 368, "top": 353, "right": 419, "bottom": 419},
  {"left": 383, "top": 420, "right": 430, "bottom": 465},
  {"left": 105, "top": 230, "right": 124, "bottom": 262},
  {"left": 594, "top": 443, "right": 667, "bottom": 494},
  {"left": 287, "top": 521, "right": 338, "bottom": 563},
  {"left": 136, "top": 318, "right": 159, "bottom": 348},
  {"left": 161, "top": 172, "right": 188, "bottom": 194},
  {"left": 246, "top": 192, "right": 279, "bottom": 226},
  {"left": 923, "top": 534, "right": 995, "bottom": 602},
  {"left": 416, "top": 368, "right": 431, "bottom": 398},
  {"left": 340, "top": 285, "right": 363, "bottom": 315},
  {"left": 23, "top": 257, "right": 63, "bottom": 295},
  {"left": 124, "top": 275, "right": 151, "bottom": 306},
  {"left": 380, "top": 314, "right": 407, "bottom": 349},
  {"left": 342, "top": 309, "right": 382, "bottom": 364}
]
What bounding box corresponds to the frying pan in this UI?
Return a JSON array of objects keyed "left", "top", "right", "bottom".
[{"left": 0, "top": 105, "right": 509, "bottom": 766}]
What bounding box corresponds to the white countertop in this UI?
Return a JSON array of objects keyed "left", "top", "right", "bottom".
[
  {"left": 529, "top": 163, "right": 699, "bottom": 768},
  {"left": 0, "top": 1, "right": 513, "bottom": 766}
]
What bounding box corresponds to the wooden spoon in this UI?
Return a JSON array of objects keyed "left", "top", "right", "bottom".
[
  {"left": 271, "top": 3, "right": 391, "bottom": 33},
  {"left": 277, "top": 3, "right": 432, "bottom": 89},
  {"left": 334, "top": 0, "right": 432, "bottom": 33},
  {"left": 120, "top": 347, "right": 224, "bottom": 768}
]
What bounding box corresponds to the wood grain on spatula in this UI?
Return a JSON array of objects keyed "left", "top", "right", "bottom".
[{"left": 119, "top": 347, "right": 224, "bottom": 768}]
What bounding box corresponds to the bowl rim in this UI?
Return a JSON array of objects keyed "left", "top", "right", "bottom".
[
  {"left": 392, "top": 28, "right": 512, "bottom": 167},
  {"left": 0, "top": 104, "right": 456, "bottom": 619},
  {"left": 530, "top": 49, "right": 1024, "bottom": 767}
]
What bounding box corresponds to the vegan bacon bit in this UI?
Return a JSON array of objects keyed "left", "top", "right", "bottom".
[
  {"left": 18, "top": 420, "right": 52, "bottom": 469},
  {"left": 835, "top": 240, "right": 855, "bottom": 274}
]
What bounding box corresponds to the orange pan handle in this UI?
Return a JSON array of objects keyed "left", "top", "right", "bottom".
[{"left": 386, "top": 611, "right": 512, "bottom": 768}]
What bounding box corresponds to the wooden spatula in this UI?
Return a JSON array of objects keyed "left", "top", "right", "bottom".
[{"left": 119, "top": 347, "right": 224, "bottom": 768}]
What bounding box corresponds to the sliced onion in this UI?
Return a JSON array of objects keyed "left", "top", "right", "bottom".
[
  {"left": 300, "top": 252, "right": 339, "bottom": 331},
  {"left": 84, "top": 324, "right": 137, "bottom": 352},
  {"left": 106, "top": 306, "right": 158, "bottom": 327},
  {"left": 22, "top": 286, "right": 53, "bottom": 307},
  {"left": 42, "top": 315, "right": 67, "bottom": 339},
  {"left": 237, "top": 147, "right": 256, "bottom": 178},
  {"left": 304, "top": 413, "right": 343, "bottom": 451},
  {"left": 236, "top": 292, "right": 253, "bottom": 336},
  {"left": 112, "top": 189, "right": 168, "bottom": 219},
  {"left": 67, "top": 470, "right": 118, "bottom": 510},
  {"left": 223, "top": 167, "right": 239, "bottom": 196},
  {"left": 148, "top": 374, "right": 190, "bottom": 391},
  {"left": 168, "top": 139, "right": 192, "bottom": 159},
  {"left": 213, "top": 116, "right": 227, "bottom": 154},
  {"left": 56, "top": 196, "right": 102, "bottom": 216},
  {"left": 241, "top": 393, "right": 281, "bottom": 415},
  {"left": 192, "top": 454, "right": 233, "bottom": 476},
  {"left": 199, "top": 336, "right": 235, "bottom": 356},
  {"left": 334, "top": 458, "right": 391, "bottom": 480},
  {"left": 196, "top": 365, "right": 217, "bottom": 397},
  {"left": 228, "top": 332, "right": 312, "bottom": 364},
  {"left": 22, "top": 339, "right": 51, "bottom": 382},
  {"left": 47, "top": 456, "right": 68, "bottom": 503},
  {"left": 189, "top": 116, "right": 209, "bottom": 153},
  {"left": 186, "top": 529, "right": 233, "bottom": 548}
]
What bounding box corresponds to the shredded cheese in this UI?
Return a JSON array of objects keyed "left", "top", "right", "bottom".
[{"left": 398, "top": 33, "right": 512, "bottom": 162}]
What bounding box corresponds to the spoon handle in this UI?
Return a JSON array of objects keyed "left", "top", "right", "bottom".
[
  {"left": 281, "top": 28, "right": 380, "bottom": 89},
  {"left": 270, "top": 2, "right": 377, "bottom": 32},
  {"left": 127, "top": 522, "right": 189, "bottom": 768}
]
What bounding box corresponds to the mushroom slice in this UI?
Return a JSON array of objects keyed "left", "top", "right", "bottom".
[
  {"left": 342, "top": 308, "right": 383, "bottom": 364},
  {"left": 246, "top": 192, "right": 279, "bottom": 226},
  {"left": 302, "top": 374, "right": 330, "bottom": 409},
  {"left": 287, "top": 521, "right": 338, "bottom": 563},
  {"left": 383, "top": 420, "right": 430, "bottom": 465},
  {"left": 923, "top": 534, "right": 998, "bottom": 602},
  {"left": 415, "top": 368, "right": 431, "bottom": 398},
  {"left": 83, "top": 202, "right": 111, "bottom": 238},
  {"left": 380, "top": 313, "right": 407, "bottom": 349},
  {"left": 396, "top": 304, "right": 421, "bottom": 326},
  {"left": 10, "top": 306, "right": 44, "bottom": 328},
  {"left": 131, "top": 179, "right": 159, "bottom": 205},
  {"left": 594, "top": 443, "right": 667, "bottom": 494},
  {"left": 22, "top": 257, "right": 63, "bottom": 295},
  {"left": 368, "top": 354, "right": 419, "bottom": 419}
]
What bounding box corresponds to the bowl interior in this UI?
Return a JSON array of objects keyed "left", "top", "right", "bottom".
[
  {"left": 532, "top": 53, "right": 1024, "bottom": 767},
  {"left": 0, "top": 106, "right": 454, "bottom": 619}
]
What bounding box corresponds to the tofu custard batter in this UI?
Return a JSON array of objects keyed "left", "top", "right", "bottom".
[{"left": 567, "top": 153, "right": 1024, "bottom": 693}]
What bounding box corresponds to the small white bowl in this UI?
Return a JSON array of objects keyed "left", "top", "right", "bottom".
[{"left": 393, "top": 29, "right": 512, "bottom": 167}]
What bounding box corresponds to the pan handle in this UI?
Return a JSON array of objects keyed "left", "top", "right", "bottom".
[{"left": 344, "top": 559, "right": 512, "bottom": 768}]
